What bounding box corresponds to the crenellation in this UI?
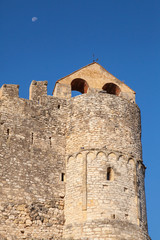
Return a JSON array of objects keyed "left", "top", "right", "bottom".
[
  {"left": 0, "top": 84, "right": 19, "bottom": 98},
  {"left": 29, "top": 80, "right": 48, "bottom": 101},
  {"left": 0, "top": 63, "right": 150, "bottom": 239}
]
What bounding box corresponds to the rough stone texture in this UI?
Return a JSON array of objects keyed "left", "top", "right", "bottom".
[
  {"left": 0, "top": 90, "right": 67, "bottom": 239},
  {"left": 0, "top": 63, "right": 150, "bottom": 239}
]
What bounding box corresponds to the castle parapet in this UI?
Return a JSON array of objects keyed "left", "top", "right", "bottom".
[
  {"left": 0, "top": 84, "right": 19, "bottom": 98},
  {"left": 29, "top": 80, "right": 48, "bottom": 101}
]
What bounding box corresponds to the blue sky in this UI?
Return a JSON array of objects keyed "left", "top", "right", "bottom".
[{"left": 0, "top": 0, "right": 159, "bottom": 238}]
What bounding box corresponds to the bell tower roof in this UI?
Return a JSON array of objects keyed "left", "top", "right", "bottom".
[{"left": 53, "top": 62, "right": 135, "bottom": 102}]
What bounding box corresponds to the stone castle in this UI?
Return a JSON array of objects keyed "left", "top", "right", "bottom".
[{"left": 0, "top": 63, "right": 151, "bottom": 240}]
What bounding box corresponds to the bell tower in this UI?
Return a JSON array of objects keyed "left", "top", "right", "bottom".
[{"left": 53, "top": 63, "right": 151, "bottom": 240}]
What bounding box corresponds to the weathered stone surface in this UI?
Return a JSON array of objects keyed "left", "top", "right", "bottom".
[{"left": 0, "top": 63, "right": 150, "bottom": 239}]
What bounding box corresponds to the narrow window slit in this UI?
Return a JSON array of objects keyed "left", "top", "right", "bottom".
[
  {"left": 111, "top": 214, "right": 115, "bottom": 219},
  {"left": 49, "top": 137, "right": 52, "bottom": 147},
  {"left": 61, "top": 173, "right": 65, "bottom": 182},
  {"left": 7, "top": 129, "right": 9, "bottom": 139},
  {"left": 31, "top": 133, "right": 34, "bottom": 144},
  {"left": 58, "top": 104, "right": 60, "bottom": 109},
  {"left": 107, "top": 167, "right": 114, "bottom": 181},
  {"left": 107, "top": 168, "right": 110, "bottom": 180}
]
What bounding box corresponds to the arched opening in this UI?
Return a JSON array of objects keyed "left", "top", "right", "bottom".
[
  {"left": 71, "top": 78, "right": 89, "bottom": 97},
  {"left": 107, "top": 167, "right": 114, "bottom": 181},
  {"left": 102, "top": 83, "right": 121, "bottom": 96}
]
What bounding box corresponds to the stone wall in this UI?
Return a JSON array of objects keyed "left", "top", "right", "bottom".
[
  {"left": 0, "top": 91, "right": 68, "bottom": 239},
  {"left": 66, "top": 93, "right": 142, "bottom": 158},
  {"left": 64, "top": 219, "right": 150, "bottom": 240}
]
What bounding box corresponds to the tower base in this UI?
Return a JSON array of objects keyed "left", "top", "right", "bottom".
[{"left": 63, "top": 219, "right": 151, "bottom": 240}]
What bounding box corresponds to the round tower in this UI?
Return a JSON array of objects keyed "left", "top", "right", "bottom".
[{"left": 53, "top": 63, "right": 150, "bottom": 240}]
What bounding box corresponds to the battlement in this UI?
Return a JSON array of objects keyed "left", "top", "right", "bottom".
[
  {"left": 0, "top": 63, "right": 136, "bottom": 104},
  {"left": 0, "top": 84, "right": 19, "bottom": 98},
  {"left": 29, "top": 80, "right": 48, "bottom": 101}
]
